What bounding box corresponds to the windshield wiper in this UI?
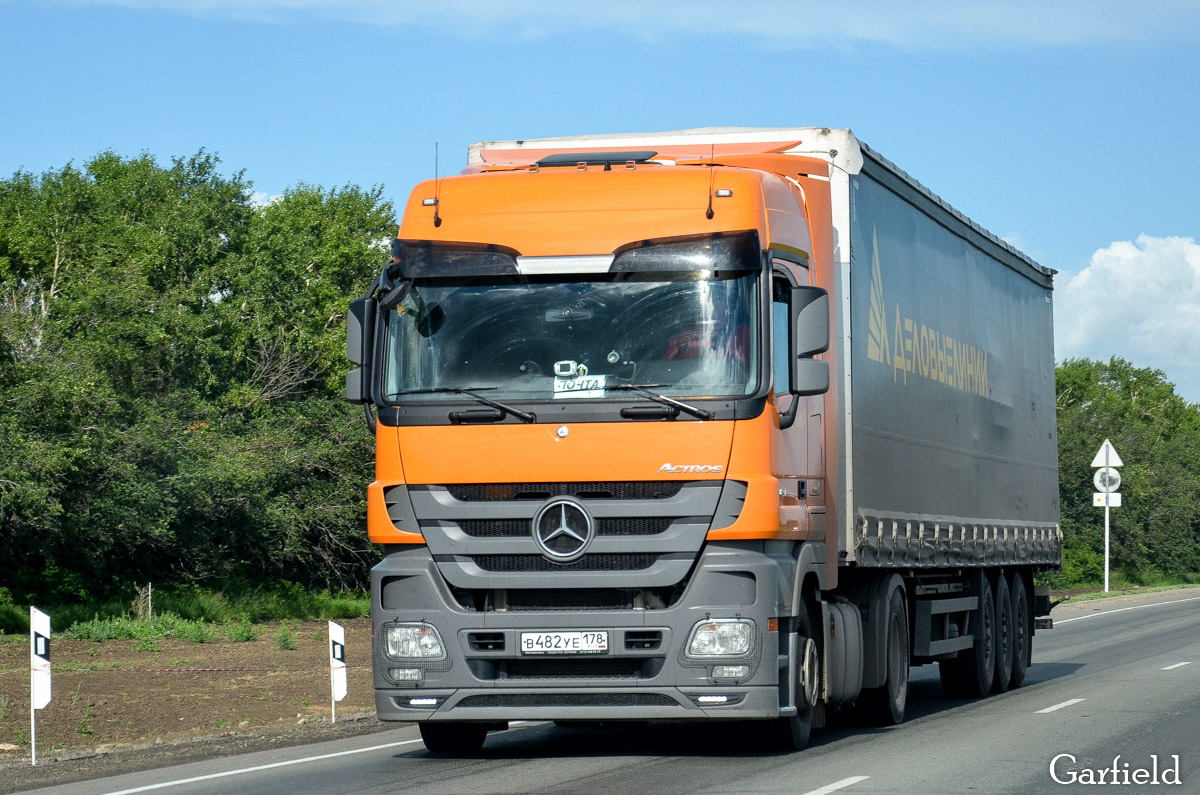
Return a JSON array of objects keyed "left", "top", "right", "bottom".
[
  {"left": 392, "top": 386, "right": 536, "bottom": 423},
  {"left": 607, "top": 383, "right": 714, "bottom": 421}
]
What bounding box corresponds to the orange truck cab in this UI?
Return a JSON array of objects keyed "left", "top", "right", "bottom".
[{"left": 346, "top": 128, "right": 1061, "bottom": 753}]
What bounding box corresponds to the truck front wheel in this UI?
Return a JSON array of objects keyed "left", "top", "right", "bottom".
[
  {"left": 762, "top": 601, "right": 818, "bottom": 751},
  {"left": 419, "top": 722, "right": 489, "bottom": 754}
]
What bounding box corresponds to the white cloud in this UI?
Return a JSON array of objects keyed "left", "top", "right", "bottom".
[
  {"left": 250, "top": 191, "right": 283, "bottom": 207},
  {"left": 1056, "top": 235, "right": 1200, "bottom": 402},
  {"left": 51, "top": 0, "right": 1200, "bottom": 49}
]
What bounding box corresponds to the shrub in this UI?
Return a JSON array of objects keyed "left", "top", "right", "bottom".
[
  {"left": 275, "top": 622, "right": 296, "bottom": 651},
  {"left": 222, "top": 621, "right": 258, "bottom": 643}
]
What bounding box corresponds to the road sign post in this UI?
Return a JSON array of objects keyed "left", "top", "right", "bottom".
[
  {"left": 329, "top": 621, "right": 347, "bottom": 723},
  {"left": 30, "top": 607, "right": 51, "bottom": 766},
  {"left": 1090, "top": 439, "right": 1124, "bottom": 593}
]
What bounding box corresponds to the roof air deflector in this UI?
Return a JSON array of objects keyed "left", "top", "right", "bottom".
[{"left": 536, "top": 150, "right": 659, "bottom": 169}]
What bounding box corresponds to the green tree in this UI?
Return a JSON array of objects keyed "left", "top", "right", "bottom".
[
  {"left": 0, "top": 152, "right": 390, "bottom": 602},
  {"left": 1055, "top": 357, "right": 1200, "bottom": 583}
]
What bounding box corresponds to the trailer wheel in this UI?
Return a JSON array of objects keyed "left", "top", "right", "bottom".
[
  {"left": 419, "top": 722, "right": 489, "bottom": 754},
  {"left": 992, "top": 575, "right": 1013, "bottom": 693},
  {"left": 1009, "top": 571, "right": 1031, "bottom": 688},
  {"left": 939, "top": 576, "right": 995, "bottom": 698},
  {"left": 857, "top": 587, "right": 909, "bottom": 725},
  {"left": 763, "top": 600, "right": 818, "bottom": 751}
]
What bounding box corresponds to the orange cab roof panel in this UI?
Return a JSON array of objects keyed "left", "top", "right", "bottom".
[{"left": 398, "top": 165, "right": 768, "bottom": 257}]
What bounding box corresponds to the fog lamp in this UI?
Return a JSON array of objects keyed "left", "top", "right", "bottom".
[{"left": 389, "top": 667, "right": 423, "bottom": 682}]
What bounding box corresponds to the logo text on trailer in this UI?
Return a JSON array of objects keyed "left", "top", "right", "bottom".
[{"left": 866, "top": 226, "right": 991, "bottom": 398}]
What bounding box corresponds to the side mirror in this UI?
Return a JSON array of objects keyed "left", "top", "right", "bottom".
[
  {"left": 791, "top": 286, "right": 830, "bottom": 397},
  {"left": 346, "top": 296, "right": 376, "bottom": 404},
  {"left": 792, "top": 358, "right": 830, "bottom": 396},
  {"left": 792, "top": 286, "right": 829, "bottom": 356}
]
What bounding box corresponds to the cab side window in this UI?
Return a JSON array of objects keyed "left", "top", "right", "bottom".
[{"left": 772, "top": 275, "right": 792, "bottom": 397}]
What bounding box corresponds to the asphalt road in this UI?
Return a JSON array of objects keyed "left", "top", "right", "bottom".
[{"left": 19, "top": 590, "right": 1200, "bottom": 794}]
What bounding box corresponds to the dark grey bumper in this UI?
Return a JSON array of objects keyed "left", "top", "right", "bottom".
[{"left": 371, "top": 542, "right": 786, "bottom": 722}]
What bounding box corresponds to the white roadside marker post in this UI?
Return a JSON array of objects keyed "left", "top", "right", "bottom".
[
  {"left": 30, "top": 607, "right": 51, "bottom": 766},
  {"left": 329, "top": 621, "right": 347, "bottom": 723},
  {"left": 1090, "top": 439, "right": 1124, "bottom": 593}
]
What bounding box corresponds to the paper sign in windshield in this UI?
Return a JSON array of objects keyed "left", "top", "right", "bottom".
[{"left": 554, "top": 374, "right": 606, "bottom": 399}]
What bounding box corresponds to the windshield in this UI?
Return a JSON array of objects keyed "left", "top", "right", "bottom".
[{"left": 381, "top": 269, "right": 760, "bottom": 404}]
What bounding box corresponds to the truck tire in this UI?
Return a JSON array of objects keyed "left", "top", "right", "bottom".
[
  {"left": 763, "top": 600, "right": 818, "bottom": 751},
  {"left": 419, "top": 722, "right": 489, "bottom": 754},
  {"left": 992, "top": 574, "right": 1013, "bottom": 693},
  {"left": 856, "top": 587, "right": 908, "bottom": 725},
  {"left": 1009, "top": 571, "right": 1031, "bottom": 688},
  {"left": 939, "top": 576, "right": 995, "bottom": 698}
]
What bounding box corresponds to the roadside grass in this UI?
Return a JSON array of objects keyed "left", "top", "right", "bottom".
[
  {"left": 62, "top": 613, "right": 221, "bottom": 643},
  {"left": 1051, "top": 581, "right": 1200, "bottom": 604},
  {"left": 0, "top": 583, "right": 369, "bottom": 636},
  {"left": 1037, "top": 569, "right": 1200, "bottom": 591}
]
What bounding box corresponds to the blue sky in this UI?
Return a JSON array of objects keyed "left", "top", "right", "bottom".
[{"left": 3, "top": 0, "right": 1200, "bottom": 400}]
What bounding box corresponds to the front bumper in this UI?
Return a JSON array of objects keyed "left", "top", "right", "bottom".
[{"left": 371, "top": 542, "right": 785, "bottom": 722}]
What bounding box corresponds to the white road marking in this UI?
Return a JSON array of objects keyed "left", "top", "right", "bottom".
[
  {"left": 1055, "top": 595, "right": 1200, "bottom": 624},
  {"left": 1162, "top": 662, "right": 1192, "bottom": 670},
  {"left": 101, "top": 738, "right": 425, "bottom": 794},
  {"left": 801, "top": 776, "right": 871, "bottom": 795},
  {"left": 1037, "top": 698, "right": 1085, "bottom": 714},
  {"left": 102, "top": 722, "right": 540, "bottom": 795}
]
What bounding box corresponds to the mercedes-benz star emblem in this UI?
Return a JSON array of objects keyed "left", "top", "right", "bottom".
[{"left": 532, "top": 499, "right": 594, "bottom": 562}]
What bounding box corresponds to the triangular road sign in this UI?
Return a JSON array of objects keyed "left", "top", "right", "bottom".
[{"left": 1090, "top": 438, "right": 1123, "bottom": 468}]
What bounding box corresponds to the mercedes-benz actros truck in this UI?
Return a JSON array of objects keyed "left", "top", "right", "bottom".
[{"left": 346, "top": 127, "right": 1061, "bottom": 753}]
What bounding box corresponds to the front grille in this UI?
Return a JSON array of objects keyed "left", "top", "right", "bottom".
[
  {"left": 406, "top": 479, "right": 726, "bottom": 588},
  {"left": 450, "top": 587, "right": 680, "bottom": 612},
  {"left": 472, "top": 554, "right": 659, "bottom": 573},
  {"left": 506, "top": 658, "right": 660, "bottom": 680},
  {"left": 598, "top": 517, "right": 673, "bottom": 536},
  {"left": 507, "top": 589, "right": 658, "bottom": 611},
  {"left": 457, "top": 693, "right": 678, "bottom": 709},
  {"left": 458, "top": 517, "right": 671, "bottom": 538},
  {"left": 467, "top": 658, "right": 664, "bottom": 681},
  {"left": 457, "top": 519, "right": 527, "bottom": 538},
  {"left": 447, "top": 482, "right": 685, "bottom": 502}
]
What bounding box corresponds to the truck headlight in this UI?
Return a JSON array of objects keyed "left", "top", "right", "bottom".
[
  {"left": 686, "top": 619, "right": 753, "bottom": 657},
  {"left": 384, "top": 622, "right": 446, "bottom": 660}
]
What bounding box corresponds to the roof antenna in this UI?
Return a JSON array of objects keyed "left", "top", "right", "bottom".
[
  {"left": 433, "top": 142, "right": 443, "bottom": 228},
  {"left": 705, "top": 144, "right": 715, "bottom": 220}
]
